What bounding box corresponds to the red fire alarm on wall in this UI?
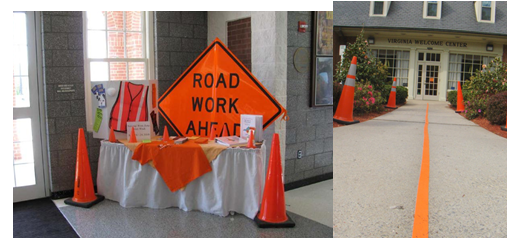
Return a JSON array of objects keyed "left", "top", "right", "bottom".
[{"left": 298, "top": 21, "right": 308, "bottom": 33}]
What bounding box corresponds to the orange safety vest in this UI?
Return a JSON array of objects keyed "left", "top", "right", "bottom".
[{"left": 109, "top": 81, "right": 149, "bottom": 132}]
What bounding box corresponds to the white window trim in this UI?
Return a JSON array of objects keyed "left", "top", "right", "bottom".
[
  {"left": 475, "top": 1, "right": 496, "bottom": 23},
  {"left": 423, "top": 1, "right": 442, "bottom": 19},
  {"left": 369, "top": 1, "right": 391, "bottom": 17},
  {"left": 83, "top": 11, "right": 155, "bottom": 131}
]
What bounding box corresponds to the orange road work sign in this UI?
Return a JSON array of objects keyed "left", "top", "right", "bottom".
[
  {"left": 412, "top": 103, "right": 430, "bottom": 238},
  {"left": 158, "top": 38, "right": 286, "bottom": 137}
]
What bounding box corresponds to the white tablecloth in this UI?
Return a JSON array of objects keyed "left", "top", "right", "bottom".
[{"left": 97, "top": 140, "right": 266, "bottom": 219}]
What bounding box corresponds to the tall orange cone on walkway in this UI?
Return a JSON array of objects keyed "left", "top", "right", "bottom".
[
  {"left": 162, "top": 126, "right": 170, "bottom": 142},
  {"left": 246, "top": 129, "right": 256, "bottom": 149},
  {"left": 129, "top": 127, "right": 138, "bottom": 143},
  {"left": 254, "top": 133, "right": 295, "bottom": 228},
  {"left": 64, "top": 128, "right": 104, "bottom": 208},
  {"left": 333, "top": 56, "right": 360, "bottom": 125},
  {"left": 108, "top": 127, "right": 116, "bottom": 143},
  {"left": 385, "top": 77, "right": 398, "bottom": 109},
  {"left": 208, "top": 126, "right": 216, "bottom": 141},
  {"left": 455, "top": 81, "right": 465, "bottom": 113}
]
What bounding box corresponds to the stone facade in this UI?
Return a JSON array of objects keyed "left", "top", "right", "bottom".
[{"left": 285, "top": 12, "right": 333, "bottom": 183}]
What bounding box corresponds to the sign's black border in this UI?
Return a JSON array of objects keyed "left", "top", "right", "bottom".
[{"left": 158, "top": 41, "right": 283, "bottom": 136}]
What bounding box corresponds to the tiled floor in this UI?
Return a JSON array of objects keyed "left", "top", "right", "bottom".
[{"left": 54, "top": 180, "right": 332, "bottom": 237}]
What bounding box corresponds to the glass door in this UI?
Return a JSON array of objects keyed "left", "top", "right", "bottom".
[
  {"left": 416, "top": 52, "right": 441, "bottom": 101},
  {"left": 13, "top": 12, "right": 47, "bottom": 202}
]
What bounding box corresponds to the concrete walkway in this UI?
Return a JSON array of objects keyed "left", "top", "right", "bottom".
[{"left": 333, "top": 100, "right": 506, "bottom": 238}]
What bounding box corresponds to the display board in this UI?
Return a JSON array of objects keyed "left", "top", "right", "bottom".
[{"left": 91, "top": 80, "right": 158, "bottom": 140}]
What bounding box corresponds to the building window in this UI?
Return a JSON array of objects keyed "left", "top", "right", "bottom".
[
  {"left": 83, "top": 11, "right": 154, "bottom": 130},
  {"left": 448, "top": 53, "right": 495, "bottom": 89},
  {"left": 475, "top": 1, "right": 495, "bottom": 23},
  {"left": 370, "top": 1, "right": 390, "bottom": 17},
  {"left": 374, "top": 2, "right": 384, "bottom": 14},
  {"left": 369, "top": 49, "right": 410, "bottom": 86},
  {"left": 481, "top": 1, "right": 492, "bottom": 21},
  {"left": 423, "top": 1, "right": 441, "bottom": 19}
]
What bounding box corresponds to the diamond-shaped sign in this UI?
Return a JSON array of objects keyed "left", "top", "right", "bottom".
[{"left": 158, "top": 38, "right": 286, "bottom": 137}]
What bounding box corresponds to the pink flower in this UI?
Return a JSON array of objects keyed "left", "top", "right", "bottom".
[
  {"left": 368, "top": 85, "right": 372, "bottom": 89},
  {"left": 358, "top": 87, "right": 362, "bottom": 91},
  {"left": 366, "top": 101, "right": 369, "bottom": 105},
  {"left": 363, "top": 97, "right": 367, "bottom": 101},
  {"left": 370, "top": 97, "right": 375, "bottom": 104},
  {"left": 465, "top": 110, "right": 468, "bottom": 113},
  {"left": 482, "top": 64, "right": 486, "bottom": 69},
  {"left": 368, "top": 61, "right": 371, "bottom": 64},
  {"left": 478, "top": 109, "right": 481, "bottom": 113},
  {"left": 368, "top": 91, "right": 373, "bottom": 96}
]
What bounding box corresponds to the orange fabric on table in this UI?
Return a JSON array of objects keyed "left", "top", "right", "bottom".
[{"left": 131, "top": 140, "right": 212, "bottom": 192}]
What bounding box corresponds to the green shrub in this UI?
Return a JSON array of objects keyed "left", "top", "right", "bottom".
[
  {"left": 334, "top": 30, "right": 390, "bottom": 91},
  {"left": 464, "top": 96, "right": 488, "bottom": 120},
  {"left": 353, "top": 80, "right": 384, "bottom": 114},
  {"left": 395, "top": 86, "right": 408, "bottom": 105},
  {"left": 333, "top": 82, "right": 343, "bottom": 114},
  {"left": 447, "top": 90, "right": 457, "bottom": 107},
  {"left": 486, "top": 91, "right": 507, "bottom": 125},
  {"left": 380, "top": 84, "right": 391, "bottom": 104},
  {"left": 463, "top": 58, "right": 507, "bottom": 99}
]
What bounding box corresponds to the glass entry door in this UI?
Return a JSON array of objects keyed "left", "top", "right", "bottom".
[
  {"left": 13, "top": 12, "right": 47, "bottom": 202},
  {"left": 416, "top": 63, "right": 440, "bottom": 100}
]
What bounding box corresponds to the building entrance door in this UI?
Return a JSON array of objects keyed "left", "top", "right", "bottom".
[{"left": 416, "top": 62, "right": 440, "bottom": 101}]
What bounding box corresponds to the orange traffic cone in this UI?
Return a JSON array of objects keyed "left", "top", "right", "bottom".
[
  {"left": 502, "top": 121, "right": 507, "bottom": 131},
  {"left": 162, "top": 126, "right": 170, "bottom": 142},
  {"left": 221, "top": 125, "right": 229, "bottom": 137},
  {"left": 208, "top": 126, "right": 216, "bottom": 141},
  {"left": 247, "top": 129, "right": 256, "bottom": 149},
  {"left": 108, "top": 127, "right": 116, "bottom": 143},
  {"left": 333, "top": 56, "right": 360, "bottom": 125},
  {"left": 455, "top": 81, "right": 465, "bottom": 113},
  {"left": 385, "top": 77, "right": 398, "bottom": 109},
  {"left": 64, "top": 128, "right": 104, "bottom": 208},
  {"left": 254, "top": 133, "right": 295, "bottom": 228},
  {"left": 129, "top": 127, "right": 138, "bottom": 143}
]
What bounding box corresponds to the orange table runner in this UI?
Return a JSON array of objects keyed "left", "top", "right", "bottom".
[{"left": 131, "top": 139, "right": 212, "bottom": 192}]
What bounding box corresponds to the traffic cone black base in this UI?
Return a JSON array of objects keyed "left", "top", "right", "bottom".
[
  {"left": 501, "top": 126, "right": 507, "bottom": 131},
  {"left": 64, "top": 195, "right": 104, "bottom": 208},
  {"left": 254, "top": 212, "right": 295, "bottom": 228},
  {"left": 454, "top": 110, "right": 463, "bottom": 113},
  {"left": 333, "top": 118, "right": 360, "bottom": 125},
  {"left": 384, "top": 106, "right": 398, "bottom": 109}
]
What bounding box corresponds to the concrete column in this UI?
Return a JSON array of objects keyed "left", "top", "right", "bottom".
[
  {"left": 408, "top": 47, "right": 417, "bottom": 99},
  {"left": 439, "top": 50, "right": 450, "bottom": 101}
]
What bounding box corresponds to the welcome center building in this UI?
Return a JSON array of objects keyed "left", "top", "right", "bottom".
[{"left": 333, "top": 1, "right": 507, "bottom": 101}]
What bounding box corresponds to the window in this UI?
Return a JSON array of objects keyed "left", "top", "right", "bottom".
[
  {"left": 369, "top": 49, "right": 410, "bottom": 86},
  {"left": 422, "top": 1, "right": 442, "bottom": 19},
  {"left": 481, "top": 1, "right": 491, "bottom": 21},
  {"left": 448, "top": 53, "right": 495, "bottom": 89},
  {"left": 83, "top": 11, "right": 154, "bottom": 130},
  {"left": 374, "top": 1, "right": 384, "bottom": 15},
  {"left": 475, "top": 1, "right": 495, "bottom": 23},
  {"left": 370, "top": 1, "right": 390, "bottom": 17}
]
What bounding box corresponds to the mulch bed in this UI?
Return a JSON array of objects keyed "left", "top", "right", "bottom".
[
  {"left": 333, "top": 103, "right": 406, "bottom": 128},
  {"left": 448, "top": 104, "right": 507, "bottom": 138}
]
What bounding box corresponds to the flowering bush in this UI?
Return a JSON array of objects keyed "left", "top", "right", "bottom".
[
  {"left": 353, "top": 81, "right": 384, "bottom": 114},
  {"left": 463, "top": 58, "right": 507, "bottom": 98},
  {"left": 464, "top": 96, "right": 488, "bottom": 120}
]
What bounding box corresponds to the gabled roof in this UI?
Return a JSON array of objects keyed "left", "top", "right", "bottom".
[{"left": 333, "top": 1, "right": 507, "bottom": 36}]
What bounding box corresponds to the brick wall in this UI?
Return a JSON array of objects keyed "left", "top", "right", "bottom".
[
  {"left": 227, "top": 18, "right": 251, "bottom": 71},
  {"left": 285, "top": 12, "right": 333, "bottom": 183},
  {"left": 41, "top": 11, "right": 102, "bottom": 192},
  {"left": 155, "top": 12, "right": 208, "bottom": 135}
]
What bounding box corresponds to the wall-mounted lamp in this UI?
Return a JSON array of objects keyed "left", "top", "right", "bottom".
[
  {"left": 368, "top": 37, "right": 375, "bottom": 44},
  {"left": 486, "top": 44, "right": 494, "bottom": 51}
]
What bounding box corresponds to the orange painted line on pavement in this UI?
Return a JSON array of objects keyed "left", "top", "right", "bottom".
[{"left": 412, "top": 103, "right": 429, "bottom": 238}]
